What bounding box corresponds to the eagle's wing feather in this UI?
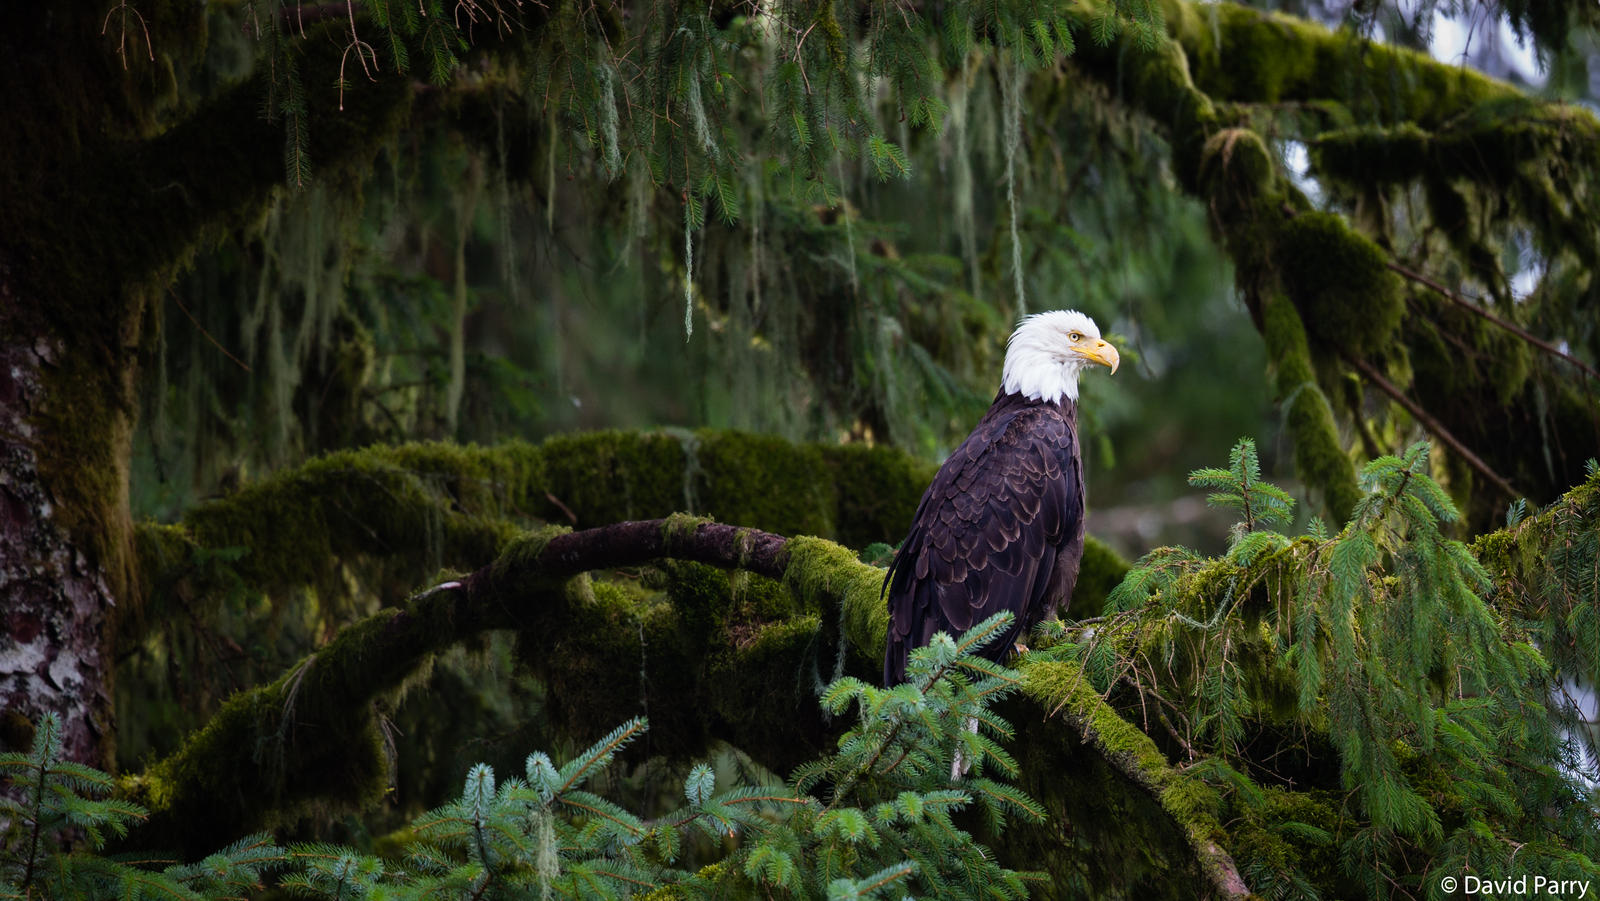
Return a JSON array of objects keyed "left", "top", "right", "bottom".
[{"left": 882, "top": 402, "right": 1082, "bottom": 685}]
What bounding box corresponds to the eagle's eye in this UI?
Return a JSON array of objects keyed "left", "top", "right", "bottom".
[{"left": 1068, "top": 332, "right": 1082, "bottom": 342}]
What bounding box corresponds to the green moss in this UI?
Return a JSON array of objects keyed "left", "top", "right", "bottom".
[
  {"left": 1261, "top": 294, "right": 1361, "bottom": 524},
  {"left": 518, "top": 563, "right": 837, "bottom": 769},
  {"left": 819, "top": 443, "right": 937, "bottom": 549},
  {"left": 123, "top": 560, "right": 546, "bottom": 853},
  {"left": 1275, "top": 212, "right": 1404, "bottom": 355},
  {"left": 1471, "top": 466, "right": 1600, "bottom": 615},
  {"left": 708, "top": 615, "right": 824, "bottom": 752},
  {"left": 521, "top": 573, "right": 703, "bottom": 755},
  {"left": 782, "top": 536, "right": 890, "bottom": 662},
  {"left": 693, "top": 430, "right": 835, "bottom": 537},
  {"left": 125, "top": 650, "right": 392, "bottom": 855},
  {"left": 662, "top": 562, "right": 745, "bottom": 647},
  {"left": 150, "top": 431, "right": 947, "bottom": 614},
  {"left": 1009, "top": 659, "right": 1238, "bottom": 898},
  {"left": 33, "top": 347, "right": 140, "bottom": 606},
  {"left": 160, "top": 441, "right": 506, "bottom": 595},
  {"left": 1070, "top": 537, "right": 1134, "bottom": 620},
  {"left": 489, "top": 525, "right": 571, "bottom": 596},
  {"left": 1172, "top": 1, "right": 1512, "bottom": 124},
  {"left": 1000, "top": 721, "right": 1212, "bottom": 899},
  {"left": 662, "top": 512, "right": 714, "bottom": 541},
  {"left": 536, "top": 430, "right": 688, "bottom": 526},
  {"left": 1471, "top": 530, "right": 1519, "bottom": 579},
  {"left": 1022, "top": 661, "right": 1171, "bottom": 778},
  {"left": 1227, "top": 787, "right": 1347, "bottom": 893},
  {"left": 385, "top": 439, "right": 545, "bottom": 518},
  {"left": 527, "top": 430, "right": 939, "bottom": 544},
  {"left": 132, "top": 522, "right": 193, "bottom": 599},
  {"left": 1160, "top": 773, "right": 1224, "bottom": 834},
  {"left": 1199, "top": 128, "right": 1276, "bottom": 205},
  {"left": 1310, "top": 123, "right": 1432, "bottom": 187},
  {"left": 1310, "top": 109, "right": 1600, "bottom": 283}
]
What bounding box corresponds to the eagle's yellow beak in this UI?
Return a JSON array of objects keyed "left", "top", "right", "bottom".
[{"left": 1077, "top": 339, "right": 1120, "bottom": 375}]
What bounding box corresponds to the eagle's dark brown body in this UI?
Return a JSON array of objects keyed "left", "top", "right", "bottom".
[{"left": 882, "top": 389, "right": 1086, "bottom": 685}]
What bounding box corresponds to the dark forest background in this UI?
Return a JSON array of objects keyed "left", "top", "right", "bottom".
[{"left": 3, "top": 0, "right": 1600, "bottom": 895}]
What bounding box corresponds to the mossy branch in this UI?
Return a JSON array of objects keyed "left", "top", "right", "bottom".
[
  {"left": 1070, "top": 0, "right": 1597, "bottom": 526},
  {"left": 128, "top": 518, "right": 799, "bottom": 853},
  {"left": 1261, "top": 294, "right": 1362, "bottom": 524},
  {"left": 1021, "top": 660, "right": 1251, "bottom": 900},
  {"left": 122, "top": 512, "right": 1249, "bottom": 895},
  {"left": 1164, "top": 0, "right": 1517, "bottom": 122}
]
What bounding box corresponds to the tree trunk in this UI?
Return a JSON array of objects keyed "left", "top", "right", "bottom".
[
  {"left": 0, "top": 265, "right": 137, "bottom": 769},
  {"left": 0, "top": 0, "right": 420, "bottom": 766}
]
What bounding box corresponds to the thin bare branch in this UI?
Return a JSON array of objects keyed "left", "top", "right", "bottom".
[
  {"left": 1343, "top": 353, "right": 1519, "bottom": 501},
  {"left": 101, "top": 1, "right": 155, "bottom": 69},
  {"left": 169, "top": 292, "right": 252, "bottom": 372},
  {"left": 1386, "top": 261, "right": 1600, "bottom": 384}
]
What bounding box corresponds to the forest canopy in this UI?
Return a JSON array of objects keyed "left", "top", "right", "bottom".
[{"left": 2, "top": 0, "right": 1600, "bottom": 896}]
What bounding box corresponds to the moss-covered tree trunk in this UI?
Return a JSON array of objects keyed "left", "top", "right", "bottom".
[
  {"left": 0, "top": 270, "right": 141, "bottom": 769},
  {"left": 0, "top": 0, "right": 424, "bottom": 765}
]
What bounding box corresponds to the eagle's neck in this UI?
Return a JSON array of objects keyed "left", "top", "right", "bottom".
[
  {"left": 1000, "top": 343, "right": 1087, "bottom": 405},
  {"left": 986, "top": 386, "right": 1077, "bottom": 426}
]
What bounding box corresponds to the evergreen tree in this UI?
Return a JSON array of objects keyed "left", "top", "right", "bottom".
[{"left": 2, "top": 0, "right": 1599, "bottom": 895}]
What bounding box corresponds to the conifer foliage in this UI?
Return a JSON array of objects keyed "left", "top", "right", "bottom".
[
  {"left": 243, "top": 0, "right": 1164, "bottom": 343},
  {"left": 254, "top": 0, "right": 1161, "bottom": 191},
  {"left": 0, "top": 713, "right": 287, "bottom": 899},
  {"left": 3, "top": 620, "right": 1041, "bottom": 900},
  {"left": 1065, "top": 439, "right": 1599, "bottom": 897}
]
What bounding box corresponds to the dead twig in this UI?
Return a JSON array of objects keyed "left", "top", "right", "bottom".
[
  {"left": 170, "top": 292, "right": 251, "bottom": 372},
  {"left": 101, "top": 0, "right": 155, "bottom": 69}
]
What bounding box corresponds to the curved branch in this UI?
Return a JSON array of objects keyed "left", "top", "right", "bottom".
[
  {"left": 519, "top": 517, "right": 790, "bottom": 581},
  {"left": 1020, "top": 660, "right": 1252, "bottom": 900},
  {"left": 130, "top": 518, "right": 792, "bottom": 854},
  {"left": 128, "top": 514, "right": 1238, "bottom": 896},
  {"left": 1167, "top": 1, "right": 1517, "bottom": 124}
]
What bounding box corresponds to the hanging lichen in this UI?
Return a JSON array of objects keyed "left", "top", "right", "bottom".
[
  {"left": 1003, "top": 52, "right": 1027, "bottom": 315},
  {"left": 684, "top": 199, "right": 696, "bottom": 341},
  {"left": 446, "top": 156, "right": 484, "bottom": 437}
]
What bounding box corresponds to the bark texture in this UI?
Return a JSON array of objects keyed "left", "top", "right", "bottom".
[{"left": 0, "top": 269, "right": 117, "bottom": 766}]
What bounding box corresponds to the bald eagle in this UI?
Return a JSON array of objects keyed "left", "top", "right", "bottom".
[{"left": 883, "top": 310, "right": 1119, "bottom": 685}]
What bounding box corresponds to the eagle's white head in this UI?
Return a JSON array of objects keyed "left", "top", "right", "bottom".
[{"left": 1001, "top": 310, "right": 1121, "bottom": 404}]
